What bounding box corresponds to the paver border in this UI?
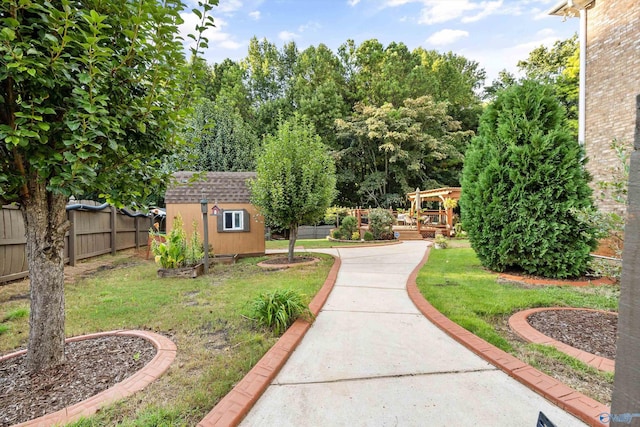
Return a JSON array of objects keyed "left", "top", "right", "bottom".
[
  {"left": 406, "top": 247, "right": 610, "bottom": 427},
  {"left": 2, "top": 330, "right": 176, "bottom": 427},
  {"left": 509, "top": 307, "right": 616, "bottom": 373},
  {"left": 197, "top": 255, "right": 341, "bottom": 427}
]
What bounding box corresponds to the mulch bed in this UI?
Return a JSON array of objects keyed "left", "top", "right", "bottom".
[
  {"left": 0, "top": 335, "right": 156, "bottom": 427},
  {"left": 260, "top": 256, "right": 316, "bottom": 265},
  {"left": 527, "top": 310, "right": 618, "bottom": 360}
]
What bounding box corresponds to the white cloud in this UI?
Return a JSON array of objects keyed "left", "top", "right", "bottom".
[
  {"left": 248, "top": 10, "right": 261, "bottom": 20},
  {"left": 383, "top": 0, "right": 414, "bottom": 6},
  {"left": 348, "top": 0, "right": 361, "bottom": 6},
  {"left": 218, "top": 0, "right": 243, "bottom": 13},
  {"left": 418, "top": 0, "right": 479, "bottom": 24},
  {"left": 461, "top": 1, "right": 503, "bottom": 23},
  {"left": 463, "top": 30, "right": 563, "bottom": 83},
  {"left": 426, "top": 29, "right": 470, "bottom": 46},
  {"left": 179, "top": 13, "right": 243, "bottom": 53},
  {"left": 298, "top": 21, "right": 322, "bottom": 33},
  {"left": 278, "top": 30, "right": 299, "bottom": 41}
]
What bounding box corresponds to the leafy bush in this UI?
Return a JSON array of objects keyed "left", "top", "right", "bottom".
[
  {"left": 339, "top": 216, "right": 358, "bottom": 239},
  {"left": 368, "top": 208, "right": 394, "bottom": 240},
  {"left": 332, "top": 229, "right": 343, "bottom": 240},
  {"left": 434, "top": 234, "right": 448, "bottom": 249},
  {"left": 351, "top": 231, "right": 361, "bottom": 240},
  {"left": 363, "top": 231, "right": 374, "bottom": 241},
  {"left": 251, "top": 289, "right": 313, "bottom": 334},
  {"left": 324, "top": 206, "right": 351, "bottom": 226},
  {"left": 460, "top": 80, "right": 597, "bottom": 278},
  {"left": 152, "top": 215, "right": 204, "bottom": 269}
]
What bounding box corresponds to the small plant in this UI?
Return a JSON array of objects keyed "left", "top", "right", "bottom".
[
  {"left": 363, "top": 231, "right": 374, "bottom": 241},
  {"left": 368, "top": 208, "right": 394, "bottom": 240},
  {"left": 3, "top": 307, "right": 29, "bottom": 322},
  {"left": 434, "top": 234, "right": 448, "bottom": 249},
  {"left": 351, "top": 231, "right": 361, "bottom": 240},
  {"left": 0, "top": 324, "right": 9, "bottom": 335},
  {"left": 332, "top": 229, "right": 343, "bottom": 240},
  {"left": 339, "top": 216, "right": 358, "bottom": 240},
  {"left": 250, "top": 289, "right": 314, "bottom": 334},
  {"left": 152, "top": 214, "right": 203, "bottom": 269}
]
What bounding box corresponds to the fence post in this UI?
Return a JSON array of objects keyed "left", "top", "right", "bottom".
[
  {"left": 68, "top": 209, "right": 77, "bottom": 266},
  {"left": 110, "top": 206, "right": 117, "bottom": 255},
  {"left": 134, "top": 216, "right": 140, "bottom": 250}
]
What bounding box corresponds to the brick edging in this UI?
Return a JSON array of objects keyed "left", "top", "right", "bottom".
[
  {"left": 509, "top": 307, "right": 616, "bottom": 373},
  {"left": 7, "top": 330, "right": 176, "bottom": 427},
  {"left": 197, "top": 255, "right": 342, "bottom": 427},
  {"left": 406, "top": 248, "right": 610, "bottom": 427}
]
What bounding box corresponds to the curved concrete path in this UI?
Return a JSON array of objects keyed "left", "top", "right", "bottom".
[{"left": 241, "top": 241, "right": 587, "bottom": 426}]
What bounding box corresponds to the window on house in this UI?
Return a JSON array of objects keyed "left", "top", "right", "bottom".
[{"left": 223, "top": 210, "right": 243, "bottom": 231}]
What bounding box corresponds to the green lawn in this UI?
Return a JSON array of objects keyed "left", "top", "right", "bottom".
[
  {"left": 416, "top": 244, "right": 618, "bottom": 403},
  {"left": 0, "top": 250, "right": 333, "bottom": 426}
]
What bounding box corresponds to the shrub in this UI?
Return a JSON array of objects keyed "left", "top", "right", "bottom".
[
  {"left": 339, "top": 216, "right": 358, "bottom": 239},
  {"left": 460, "top": 80, "right": 597, "bottom": 278},
  {"left": 332, "top": 229, "right": 343, "bottom": 240},
  {"left": 324, "top": 206, "right": 351, "bottom": 226},
  {"left": 251, "top": 289, "right": 313, "bottom": 335},
  {"left": 152, "top": 215, "right": 204, "bottom": 269},
  {"left": 363, "top": 231, "right": 374, "bottom": 241},
  {"left": 368, "top": 208, "right": 394, "bottom": 240},
  {"left": 434, "top": 234, "right": 448, "bottom": 249},
  {"left": 351, "top": 231, "right": 361, "bottom": 240}
]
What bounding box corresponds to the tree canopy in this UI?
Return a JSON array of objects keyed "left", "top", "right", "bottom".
[
  {"left": 0, "top": 0, "right": 212, "bottom": 371},
  {"left": 250, "top": 114, "right": 336, "bottom": 261},
  {"left": 198, "top": 38, "right": 485, "bottom": 206}
]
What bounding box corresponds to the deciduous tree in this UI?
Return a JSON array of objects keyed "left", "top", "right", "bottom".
[
  {"left": 250, "top": 114, "right": 336, "bottom": 262},
  {"left": 0, "top": 0, "right": 213, "bottom": 371}
]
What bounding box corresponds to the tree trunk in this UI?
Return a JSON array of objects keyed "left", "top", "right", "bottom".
[
  {"left": 610, "top": 95, "right": 640, "bottom": 426},
  {"left": 21, "top": 178, "right": 68, "bottom": 372},
  {"left": 288, "top": 225, "right": 298, "bottom": 263}
]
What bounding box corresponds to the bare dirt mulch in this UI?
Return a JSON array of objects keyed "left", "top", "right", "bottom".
[
  {"left": 0, "top": 335, "right": 155, "bottom": 427},
  {"left": 527, "top": 309, "right": 617, "bottom": 360}
]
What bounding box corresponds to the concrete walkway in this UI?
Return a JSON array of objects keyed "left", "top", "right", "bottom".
[{"left": 240, "top": 241, "right": 587, "bottom": 426}]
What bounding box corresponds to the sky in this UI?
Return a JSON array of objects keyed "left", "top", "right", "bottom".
[{"left": 180, "top": 0, "right": 579, "bottom": 85}]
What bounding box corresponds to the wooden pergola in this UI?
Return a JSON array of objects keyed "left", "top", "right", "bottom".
[{"left": 406, "top": 187, "right": 461, "bottom": 236}]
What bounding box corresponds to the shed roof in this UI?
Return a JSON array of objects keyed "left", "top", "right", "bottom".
[{"left": 165, "top": 171, "right": 256, "bottom": 204}]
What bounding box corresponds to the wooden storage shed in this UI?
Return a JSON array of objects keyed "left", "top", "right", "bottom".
[{"left": 164, "top": 172, "right": 265, "bottom": 258}]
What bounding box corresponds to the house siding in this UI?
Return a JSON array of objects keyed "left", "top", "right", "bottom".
[{"left": 585, "top": 0, "right": 640, "bottom": 214}]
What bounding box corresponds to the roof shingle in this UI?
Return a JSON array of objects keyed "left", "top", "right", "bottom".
[{"left": 165, "top": 171, "right": 256, "bottom": 204}]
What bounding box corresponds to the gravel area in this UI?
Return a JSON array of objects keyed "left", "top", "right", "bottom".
[
  {"left": 0, "top": 335, "right": 156, "bottom": 427},
  {"left": 527, "top": 309, "right": 618, "bottom": 359}
]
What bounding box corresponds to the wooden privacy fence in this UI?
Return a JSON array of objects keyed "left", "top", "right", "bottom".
[{"left": 0, "top": 202, "right": 153, "bottom": 283}]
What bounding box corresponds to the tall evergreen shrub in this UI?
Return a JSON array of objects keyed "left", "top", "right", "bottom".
[{"left": 460, "top": 80, "right": 597, "bottom": 278}]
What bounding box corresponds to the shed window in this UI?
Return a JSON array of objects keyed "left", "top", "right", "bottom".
[
  {"left": 217, "top": 209, "right": 251, "bottom": 232},
  {"left": 224, "top": 210, "right": 243, "bottom": 231}
]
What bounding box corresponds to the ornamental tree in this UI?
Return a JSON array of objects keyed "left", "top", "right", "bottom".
[
  {"left": 460, "top": 80, "right": 597, "bottom": 278},
  {"left": 0, "top": 0, "right": 213, "bottom": 371},
  {"left": 250, "top": 114, "right": 336, "bottom": 262}
]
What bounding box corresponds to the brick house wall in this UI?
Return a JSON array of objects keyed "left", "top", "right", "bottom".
[{"left": 585, "top": 0, "right": 640, "bottom": 214}]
